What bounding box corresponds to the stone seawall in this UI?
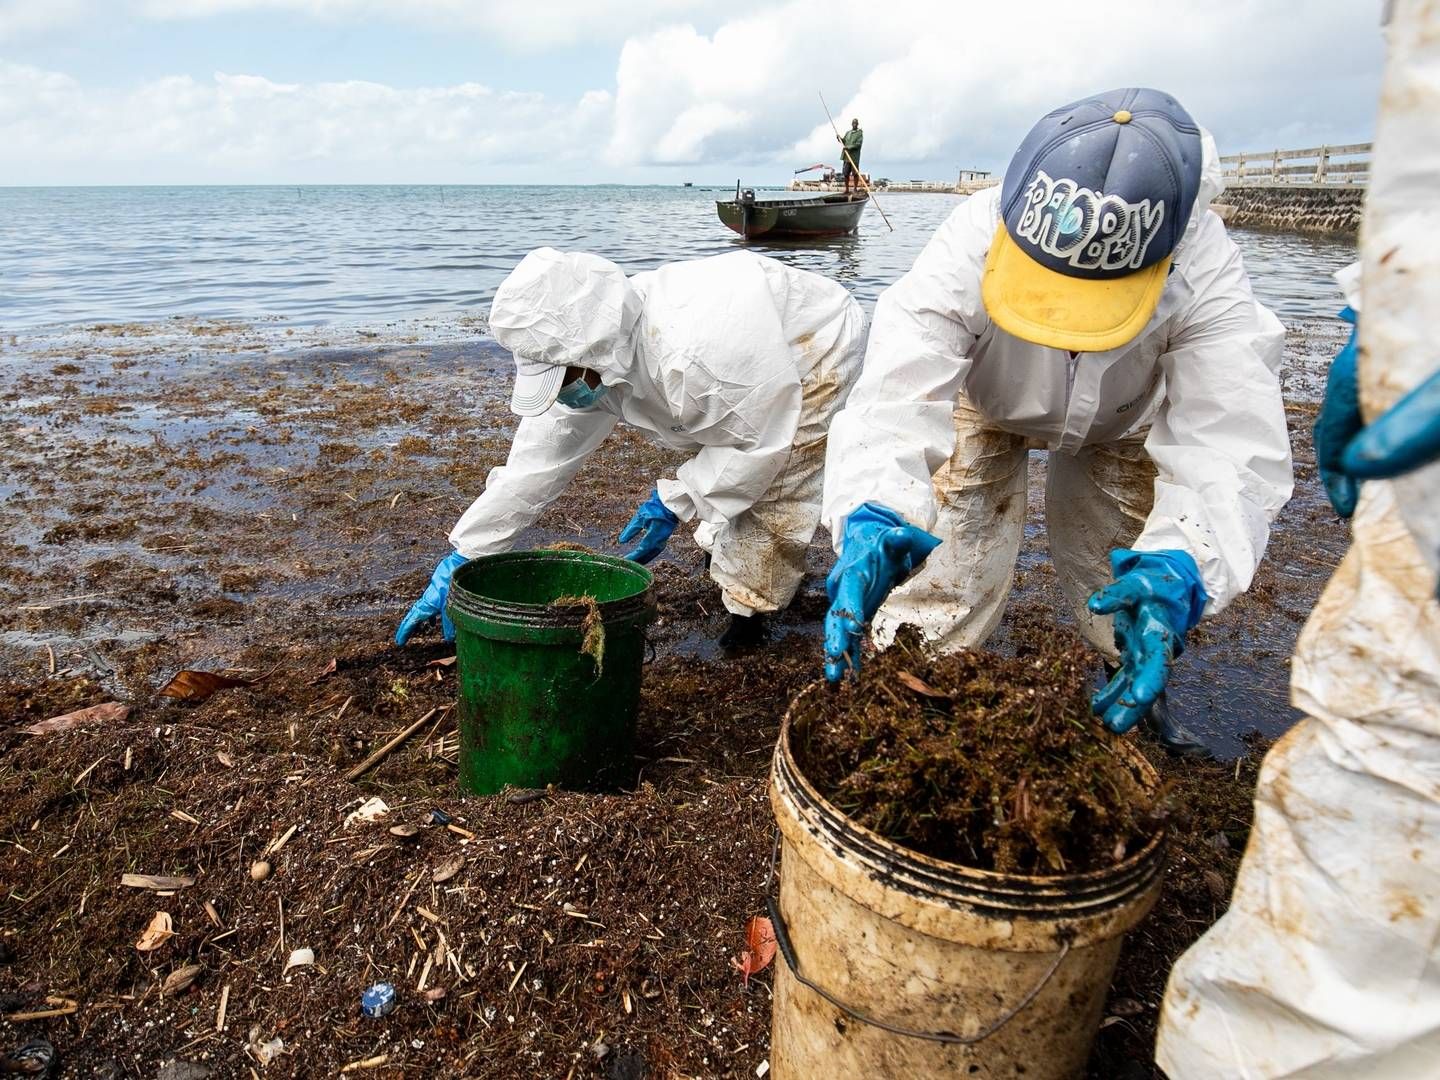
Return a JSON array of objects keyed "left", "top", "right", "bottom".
[{"left": 1210, "top": 185, "right": 1364, "bottom": 235}]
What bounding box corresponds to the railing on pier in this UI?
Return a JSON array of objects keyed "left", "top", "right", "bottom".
[{"left": 1220, "top": 143, "right": 1371, "bottom": 187}]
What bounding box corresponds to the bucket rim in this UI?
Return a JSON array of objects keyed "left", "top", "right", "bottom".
[
  {"left": 448, "top": 549, "right": 656, "bottom": 631},
  {"left": 774, "top": 679, "right": 1166, "bottom": 895}
]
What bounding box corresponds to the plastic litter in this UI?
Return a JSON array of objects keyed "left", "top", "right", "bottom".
[{"left": 361, "top": 982, "right": 396, "bottom": 1018}]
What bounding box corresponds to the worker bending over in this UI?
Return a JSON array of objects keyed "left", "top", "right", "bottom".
[
  {"left": 820, "top": 87, "right": 1292, "bottom": 756},
  {"left": 397, "top": 248, "right": 865, "bottom": 650}
]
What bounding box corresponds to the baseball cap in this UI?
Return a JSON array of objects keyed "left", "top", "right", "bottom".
[
  {"left": 509, "top": 356, "right": 570, "bottom": 417},
  {"left": 983, "top": 88, "right": 1203, "bottom": 352}
]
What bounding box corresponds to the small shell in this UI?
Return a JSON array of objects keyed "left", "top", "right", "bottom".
[
  {"left": 162, "top": 963, "right": 203, "bottom": 995},
  {"left": 250, "top": 860, "right": 272, "bottom": 882}
]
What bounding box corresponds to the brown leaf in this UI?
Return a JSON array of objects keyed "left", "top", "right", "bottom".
[
  {"left": 121, "top": 873, "right": 196, "bottom": 891},
  {"left": 895, "top": 671, "right": 947, "bottom": 698},
  {"left": 309, "top": 658, "right": 338, "bottom": 684},
  {"left": 23, "top": 701, "right": 130, "bottom": 735},
  {"left": 431, "top": 853, "right": 465, "bottom": 884},
  {"left": 730, "top": 916, "right": 777, "bottom": 988},
  {"left": 427, "top": 656, "right": 457, "bottom": 669},
  {"left": 163, "top": 963, "right": 203, "bottom": 995},
  {"left": 159, "top": 670, "right": 254, "bottom": 703},
  {"left": 136, "top": 911, "right": 174, "bottom": 952}
]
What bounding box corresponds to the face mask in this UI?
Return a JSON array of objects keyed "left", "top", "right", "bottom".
[{"left": 556, "top": 376, "right": 609, "bottom": 410}]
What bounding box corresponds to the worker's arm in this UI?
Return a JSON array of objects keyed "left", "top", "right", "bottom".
[
  {"left": 1134, "top": 214, "right": 1294, "bottom": 614},
  {"left": 448, "top": 406, "right": 619, "bottom": 557},
  {"left": 820, "top": 192, "right": 989, "bottom": 542}
]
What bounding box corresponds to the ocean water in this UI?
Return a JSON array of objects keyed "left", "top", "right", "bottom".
[{"left": 0, "top": 184, "right": 1356, "bottom": 333}]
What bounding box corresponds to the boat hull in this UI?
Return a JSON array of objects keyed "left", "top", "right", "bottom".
[{"left": 716, "top": 194, "right": 867, "bottom": 239}]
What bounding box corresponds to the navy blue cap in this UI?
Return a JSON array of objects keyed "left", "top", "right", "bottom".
[{"left": 999, "top": 88, "right": 1202, "bottom": 281}]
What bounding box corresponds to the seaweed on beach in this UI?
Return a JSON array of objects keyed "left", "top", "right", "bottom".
[{"left": 792, "top": 627, "right": 1162, "bottom": 875}]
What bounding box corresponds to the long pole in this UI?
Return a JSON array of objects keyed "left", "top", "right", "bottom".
[{"left": 820, "top": 92, "right": 893, "bottom": 232}]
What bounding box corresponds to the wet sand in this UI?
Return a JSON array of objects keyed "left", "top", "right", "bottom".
[{"left": 0, "top": 316, "right": 1349, "bottom": 1077}]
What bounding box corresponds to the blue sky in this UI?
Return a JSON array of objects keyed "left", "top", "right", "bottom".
[{"left": 0, "top": 1, "right": 1386, "bottom": 186}]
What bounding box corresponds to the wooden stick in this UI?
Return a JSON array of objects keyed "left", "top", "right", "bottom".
[
  {"left": 215, "top": 983, "right": 230, "bottom": 1031},
  {"left": 3, "top": 996, "right": 78, "bottom": 1021},
  {"left": 345, "top": 707, "right": 444, "bottom": 782}
]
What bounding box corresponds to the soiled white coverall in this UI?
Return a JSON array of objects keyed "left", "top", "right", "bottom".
[
  {"left": 1157, "top": 2, "right": 1440, "bottom": 1073},
  {"left": 821, "top": 135, "right": 1293, "bottom": 657},
  {"left": 451, "top": 250, "right": 865, "bottom": 616}
]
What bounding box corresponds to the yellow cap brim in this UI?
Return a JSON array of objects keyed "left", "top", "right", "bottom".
[{"left": 981, "top": 224, "right": 1169, "bottom": 352}]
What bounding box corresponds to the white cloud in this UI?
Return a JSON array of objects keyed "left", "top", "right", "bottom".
[
  {"left": 0, "top": 61, "right": 612, "bottom": 183},
  {"left": 0, "top": 0, "right": 1384, "bottom": 184}
]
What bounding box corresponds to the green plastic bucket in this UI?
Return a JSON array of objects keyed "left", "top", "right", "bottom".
[{"left": 446, "top": 549, "right": 656, "bottom": 795}]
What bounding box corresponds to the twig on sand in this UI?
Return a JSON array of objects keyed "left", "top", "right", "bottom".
[{"left": 345, "top": 706, "right": 447, "bottom": 782}]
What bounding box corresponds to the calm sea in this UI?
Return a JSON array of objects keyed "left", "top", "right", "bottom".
[{"left": 0, "top": 185, "right": 1357, "bottom": 333}]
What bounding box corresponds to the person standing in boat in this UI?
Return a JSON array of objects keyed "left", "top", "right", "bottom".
[
  {"left": 395, "top": 248, "right": 865, "bottom": 652},
  {"left": 839, "top": 118, "right": 863, "bottom": 195}
]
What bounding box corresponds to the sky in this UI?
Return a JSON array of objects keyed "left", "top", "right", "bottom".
[{"left": 0, "top": 0, "right": 1386, "bottom": 187}]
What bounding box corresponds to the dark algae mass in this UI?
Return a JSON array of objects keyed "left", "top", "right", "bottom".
[{"left": 791, "top": 628, "right": 1160, "bottom": 875}]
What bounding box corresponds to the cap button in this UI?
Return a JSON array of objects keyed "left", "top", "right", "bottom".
[{"left": 1113, "top": 110, "right": 1132, "bottom": 124}]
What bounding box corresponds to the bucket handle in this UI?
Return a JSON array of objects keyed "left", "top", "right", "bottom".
[{"left": 765, "top": 893, "right": 1072, "bottom": 1045}]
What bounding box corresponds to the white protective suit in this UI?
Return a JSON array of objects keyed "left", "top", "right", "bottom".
[
  {"left": 1157, "top": 3, "right": 1440, "bottom": 1075},
  {"left": 821, "top": 132, "right": 1293, "bottom": 657},
  {"left": 451, "top": 249, "right": 866, "bottom": 616}
]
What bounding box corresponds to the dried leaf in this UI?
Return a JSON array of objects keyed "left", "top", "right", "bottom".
[
  {"left": 163, "top": 963, "right": 203, "bottom": 995},
  {"left": 136, "top": 911, "right": 174, "bottom": 952},
  {"left": 159, "top": 670, "right": 254, "bottom": 703},
  {"left": 730, "top": 916, "right": 776, "bottom": 987},
  {"left": 216, "top": 750, "right": 235, "bottom": 768},
  {"left": 431, "top": 853, "right": 464, "bottom": 884},
  {"left": 310, "top": 658, "right": 338, "bottom": 684},
  {"left": 121, "top": 873, "right": 196, "bottom": 891},
  {"left": 24, "top": 701, "right": 130, "bottom": 735},
  {"left": 895, "top": 671, "right": 947, "bottom": 698},
  {"left": 426, "top": 656, "right": 457, "bottom": 669}
]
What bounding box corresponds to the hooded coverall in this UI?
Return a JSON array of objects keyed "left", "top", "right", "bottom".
[
  {"left": 821, "top": 132, "right": 1293, "bottom": 661},
  {"left": 453, "top": 249, "right": 865, "bottom": 617}
]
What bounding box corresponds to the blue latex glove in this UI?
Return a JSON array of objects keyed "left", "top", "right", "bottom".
[
  {"left": 1088, "top": 549, "right": 1208, "bottom": 734},
  {"left": 823, "top": 503, "right": 942, "bottom": 683},
  {"left": 1341, "top": 367, "right": 1440, "bottom": 480},
  {"left": 618, "top": 488, "right": 679, "bottom": 565},
  {"left": 395, "top": 551, "right": 468, "bottom": 645},
  {"left": 1314, "top": 307, "right": 1363, "bottom": 517}
]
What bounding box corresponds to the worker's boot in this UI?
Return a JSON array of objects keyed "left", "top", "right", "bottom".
[
  {"left": 1101, "top": 665, "right": 1212, "bottom": 760},
  {"left": 718, "top": 613, "right": 768, "bottom": 652}
]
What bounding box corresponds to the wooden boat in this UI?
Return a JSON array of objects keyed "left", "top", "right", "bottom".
[{"left": 716, "top": 187, "right": 867, "bottom": 240}]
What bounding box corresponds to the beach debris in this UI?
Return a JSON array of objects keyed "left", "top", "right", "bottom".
[
  {"left": 284, "top": 948, "right": 314, "bottom": 972},
  {"left": 344, "top": 797, "right": 390, "bottom": 827},
  {"left": 0, "top": 1038, "right": 57, "bottom": 1078},
  {"left": 159, "top": 669, "right": 255, "bottom": 703},
  {"left": 1, "top": 997, "right": 77, "bottom": 1022},
  {"left": 136, "top": 911, "right": 174, "bottom": 952},
  {"left": 731, "top": 916, "right": 776, "bottom": 988},
  {"left": 431, "top": 853, "right": 464, "bottom": 884},
  {"left": 427, "top": 656, "right": 457, "bottom": 668},
  {"left": 388, "top": 824, "right": 420, "bottom": 840},
  {"left": 428, "top": 808, "right": 453, "bottom": 827},
  {"left": 162, "top": 964, "right": 203, "bottom": 995},
  {"left": 339, "top": 1056, "right": 390, "bottom": 1073},
  {"left": 361, "top": 982, "right": 397, "bottom": 1018},
  {"left": 345, "top": 706, "right": 445, "bottom": 782},
  {"left": 23, "top": 701, "right": 129, "bottom": 736},
  {"left": 246, "top": 1027, "right": 285, "bottom": 1066},
  {"left": 121, "top": 872, "right": 195, "bottom": 891},
  {"left": 155, "top": 1063, "right": 212, "bottom": 1080}
]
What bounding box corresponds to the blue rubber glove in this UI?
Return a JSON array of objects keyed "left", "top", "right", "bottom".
[
  {"left": 1314, "top": 307, "right": 1363, "bottom": 517},
  {"left": 1088, "top": 549, "right": 1208, "bottom": 734},
  {"left": 824, "top": 503, "right": 942, "bottom": 683},
  {"left": 1341, "top": 367, "right": 1440, "bottom": 480},
  {"left": 395, "top": 551, "right": 468, "bottom": 645},
  {"left": 618, "top": 488, "right": 679, "bottom": 565}
]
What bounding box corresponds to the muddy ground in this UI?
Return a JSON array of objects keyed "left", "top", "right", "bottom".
[{"left": 0, "top": 316, "right": 1350, "bottom": 1078}]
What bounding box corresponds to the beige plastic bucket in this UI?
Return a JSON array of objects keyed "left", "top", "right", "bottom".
[{"left": 769, "top": 682, "right": 1165, "bottom": 1080}]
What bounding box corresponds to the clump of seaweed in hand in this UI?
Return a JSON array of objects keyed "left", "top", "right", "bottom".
[
  {"left": 792, "top": 627, "right": 1162, "bottom": 875},
  {"left": 551, "top": 594, "right": 605, "bottom": 676}
]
